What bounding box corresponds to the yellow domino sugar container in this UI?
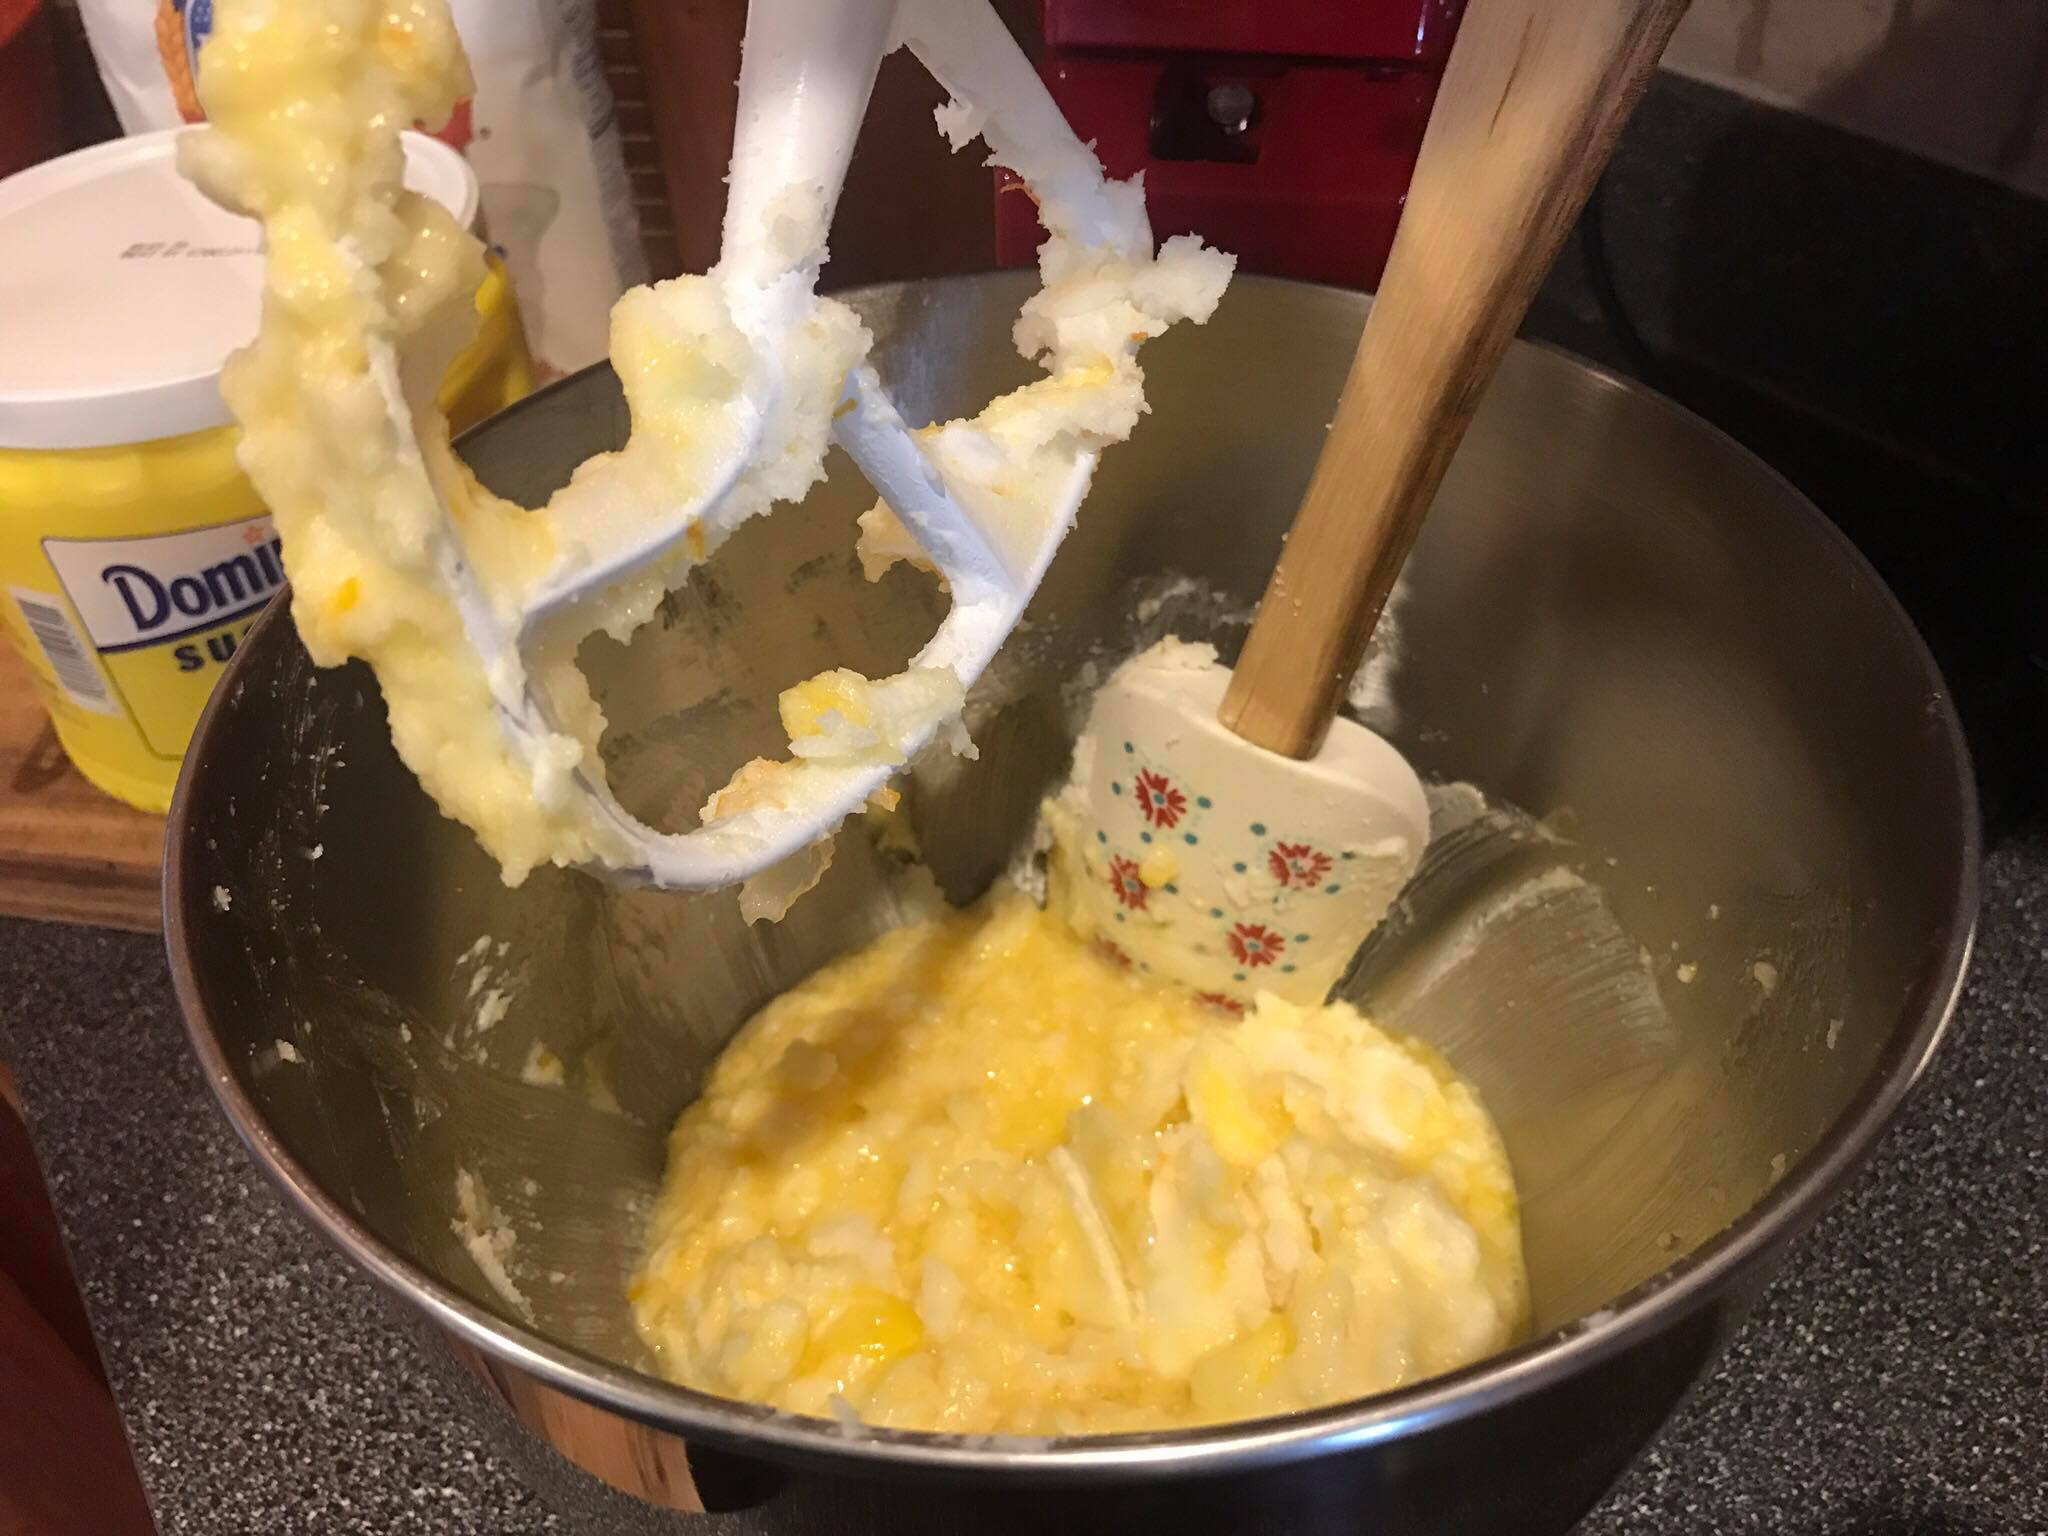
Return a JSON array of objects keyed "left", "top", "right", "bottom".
[{"left": 0, "top": 128, "right": 533, "bottom": 813}]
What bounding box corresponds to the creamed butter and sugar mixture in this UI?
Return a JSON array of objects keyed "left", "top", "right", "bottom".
[{"left": 630, "top": 885, "right": 1525, "bottom": 1435}]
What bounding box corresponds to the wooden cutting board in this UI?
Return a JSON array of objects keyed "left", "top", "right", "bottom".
[{"left": 0, "top": 644, "right": 164, "bottom": 932}]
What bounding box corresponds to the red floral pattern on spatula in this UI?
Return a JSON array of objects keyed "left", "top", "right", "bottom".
[
  {"left": 1134, "top": 769, "right": 1187, "bottom": 829},
  {"left": 1107, "top": 855, "right": 1148, "bottom": 910},
  {"left": 1227, "top": 923, "right": 1286, "bottom": 968},
  {"left": 1092, "top": 938, "right": 1134, "bottom": 971},
  {"left": 1268, "top": 842, "right": 1333, "bottom": 888}
]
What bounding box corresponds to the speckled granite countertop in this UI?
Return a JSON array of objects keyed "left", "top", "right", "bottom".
[{"left": 1, "top": 827, "right": 2042, "bottom": 1534}]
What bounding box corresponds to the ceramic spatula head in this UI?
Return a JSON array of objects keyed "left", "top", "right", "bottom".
[
  {"left": 1051, "top": 0, "right": 1690, "bottom": 1007},
  {"left": 1049, "top": 639, "right": 1429, "bottom": 1009}
]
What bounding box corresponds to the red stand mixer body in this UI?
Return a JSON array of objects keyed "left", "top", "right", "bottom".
[{"left": 995, "top": 0, "right": 1468, "bottom": 288}]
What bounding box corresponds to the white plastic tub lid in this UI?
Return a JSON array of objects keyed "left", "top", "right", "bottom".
[{"left": 0, "top": 128, "right": 479, "bottom": 452}]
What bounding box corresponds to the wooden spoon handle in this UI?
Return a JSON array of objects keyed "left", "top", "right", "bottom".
[{"left": 1218, "top": 0, "right": 1691, "bottom": 758}]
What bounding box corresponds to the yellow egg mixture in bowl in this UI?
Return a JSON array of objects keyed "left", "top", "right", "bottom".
[{"left": 629, "top": 886, "right": 1525, "bottom": 1435}]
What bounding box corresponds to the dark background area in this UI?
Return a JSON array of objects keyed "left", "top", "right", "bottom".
[{"left": 1527, "top": 71, "right": 2047, "bottom": 848}]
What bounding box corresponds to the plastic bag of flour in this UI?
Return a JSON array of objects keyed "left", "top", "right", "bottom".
[{"left": 75, "top": 0, "right": 647, "bottom": 374}]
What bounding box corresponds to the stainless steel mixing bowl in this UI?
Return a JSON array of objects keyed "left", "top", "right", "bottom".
[{"left": 167, "top": 274, "right": 1976, "bottom": 1535}]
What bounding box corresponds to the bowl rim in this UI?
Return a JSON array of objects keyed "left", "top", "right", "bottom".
[{"left": 165, "top": 272, "right": 1981, "bottom": 1481}]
